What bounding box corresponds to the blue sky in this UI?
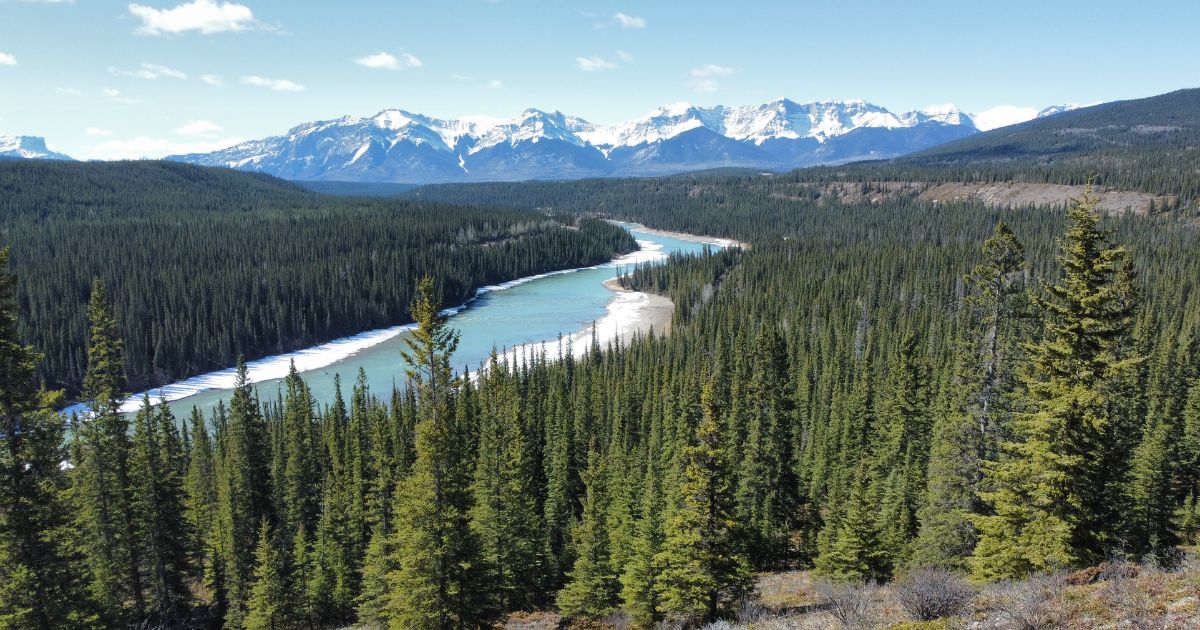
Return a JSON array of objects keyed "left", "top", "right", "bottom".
[{"left": 1, "top": 0, "right": 1197, "bottom": 159}]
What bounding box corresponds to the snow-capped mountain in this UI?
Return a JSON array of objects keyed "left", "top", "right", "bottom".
[
  {"left": 0, "top": 134, "right": 72, "bottom": 161},
  {"left": 169, "top": 99, "right": 1073, "bottom": 183}
]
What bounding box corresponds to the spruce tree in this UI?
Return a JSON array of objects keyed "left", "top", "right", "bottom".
[
  {"left": 129, "top": 396, "right": 192, "bottom": 625},
  {"left": 384, "top": 277, "right": 497, "bottom": 629},
  {"left": 973, "top": 191, "right": 1141, "bottom": 580},
  {"left": 470, "top": 356, "right": 544, "bottom": 611},
  {"left": 244, "top": 522, "right": 287, "bottom": 630},
  {"left": 654, "top": 377, "right": 752, "bottom": 625},
  {"left": 73, "top": 279, "right": 145, "bottom": 624},
  {"left": 556, "top": 445, "right": 619, "bottom": 620},
  {"left": 0, "top": 248, "right": 92, "bottom": 628}
]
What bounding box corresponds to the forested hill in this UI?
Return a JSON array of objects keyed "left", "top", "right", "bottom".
[{"left": 1, "top": 160, "right": 636, "bottom": 396}]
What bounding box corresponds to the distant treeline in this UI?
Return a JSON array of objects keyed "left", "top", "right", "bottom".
[{"left": 0, "top": 161, "right": 635, "bottom": 395}]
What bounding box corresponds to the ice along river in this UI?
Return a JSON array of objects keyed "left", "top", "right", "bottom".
[{"left": 88, "top": 223, "right": 730, "bottom": 419}]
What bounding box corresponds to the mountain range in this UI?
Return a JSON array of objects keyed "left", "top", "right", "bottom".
[{"left": 164, "top": 100, "right": 1075, "bottom": 184}]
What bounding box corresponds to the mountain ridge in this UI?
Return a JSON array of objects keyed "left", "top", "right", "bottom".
[{"left": 167, "top": 99, "right": 1073, "bottom": 184}]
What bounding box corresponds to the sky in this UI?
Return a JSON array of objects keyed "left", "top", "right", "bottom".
[{"left": 1, "top": 0, "right": 1197, "bottom": 160}]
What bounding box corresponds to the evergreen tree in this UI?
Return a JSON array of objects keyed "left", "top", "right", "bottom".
[
  {"left": 129, "top": 396, "right": 192, "bottom": 625},
  {"left": 384, "top": 277, "right": 497, "bottom": 629},
  {"left": 0, "top": 248, "right": 92, "bottom": 628},
  {"left": 244, "top": 522, "right": 287, "bottom": 630},
  {"left": 973, "top": 191, "right": 1141, "bottom": 580},
  {"left": 912, "top": 223, "right": 1028, "bottom": 571},
  {"left": 470, "top": 356, "right": 544, "bottom": 611},
  {"left": 654, "top": 378, "right": 753, "bottom": 626},
  {"left": 72, "top": 280, "right": 145, "bottom": 623},
  {"left": 556, "top": 445, "right": 619, "bottom": 620}
]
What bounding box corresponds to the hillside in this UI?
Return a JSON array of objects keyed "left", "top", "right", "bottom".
[{"left": 1, "top": 160, "right": 636, "bottom": 395}]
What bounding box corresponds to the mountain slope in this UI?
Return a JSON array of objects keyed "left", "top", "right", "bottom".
[
  {"left": 904, "top": 88, "right": 1200, "bottom": 165},
  {"left": 170, "top": 98, "right": 1075, "bottom": 183}
]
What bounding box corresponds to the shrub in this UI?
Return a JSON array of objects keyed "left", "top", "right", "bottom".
[
  {"left": 893, "top": 566, "right": 975, "bottom": 621},
  {"left": 814, "top": 579, "right": 879, "bottom": 629},
  {"left": 991, "top": 573, "right": 1068, "bottom": 630}
]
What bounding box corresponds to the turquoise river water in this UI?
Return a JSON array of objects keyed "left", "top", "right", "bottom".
[{"left": 72, "top": 224, "right": 726, "bottom": 419}]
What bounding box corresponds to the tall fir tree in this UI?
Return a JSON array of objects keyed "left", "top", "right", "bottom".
[{"left": 556, "top": 445, "right": 619, "bottom": 620}]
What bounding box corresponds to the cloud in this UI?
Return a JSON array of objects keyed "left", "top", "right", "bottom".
[
  {"left": 688, "top": 64, "right": 734, "bottom": 93},
  {"left": 128, "top": 0, "right": 257, "bottom": 35},
  {"left": 77, "top": 135, "right": 244, "bottom": 160},
  {"left": 616, "top": 50, "right": 633, "bottom": 62},
  {"left": 110, "top": 62, "right": 187, "bottom": 80},
  {"left": 102, "top": 87, "right": 140, "bottom": 104},
  {"left": 85, "top": 127, "right": 114, "bottom": 137},
  {"left": 0, "top": 53, "right": 16, "bottom": 67},
  {"left": 691, "top": 64, "right": 734, "bottom": 78},
  {"left": 56, "top": 87, "right": 82, "bottom": 96},
  {"left": 200, "top": 74, "right": 223, "bottom": 86},
  {"left": 485, "top": 79, "right": 503, "bottom": 89},
  {"left": 176, "top": 119, "right": 222, "bottom": 136},
  {"left": 614, "top": 12, "right": 646, "bottom": 28},
  {"left": 240, "top": 75, "right": 303, "bottom": 92},
  {"left": 576, "top": 55, "right": 618, "bottom": 72},
  {"left": 354, "top": 51, "right": 422, "bottom": 71}
]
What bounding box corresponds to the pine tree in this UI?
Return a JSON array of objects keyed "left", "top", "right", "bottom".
[
  {"left": 556, "top": 445, "right": 619, "bottom": 620},
  {"left": 973, "top": 191, "right": 1141, "bottom": 580},
  {"left": 244, "top": 521, "right": 287, "bottom": 630},
  {"left": 384, "top": 277, "right": 497, "bottom": 629},
  {"left": 620, "top": 447, "right": 665, "bottom": 628},
  {"left": 0, "top": 248, "right": 93, "bottom": 628},
  {"left": 655, "top": 377, "right": 753, "bottom": 626},
  {"left": 815, "top": 466, "right": 889, "bottom": 583}
]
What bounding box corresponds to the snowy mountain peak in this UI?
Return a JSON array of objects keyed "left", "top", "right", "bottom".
[{"left": 0, "top": 133, "right": 73, "bottom": 160}]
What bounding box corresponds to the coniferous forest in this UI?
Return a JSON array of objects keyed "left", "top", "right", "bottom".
[
  {"left": 5, "top": 152, "right": 1200, "bottom": 626},
  {"left": 0, "top": 161, "right": 636, "bottom": 396}
]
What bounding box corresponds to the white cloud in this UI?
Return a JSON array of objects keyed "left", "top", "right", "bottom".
[
  {"left": 354, "top": 51, "right": 422, "bottom": 71},
  {"left": 688, "top": 64, "right": 734, "bottom": 93},
  {"left": 616, "top": 49, "right": 634, "bottom": 62},
  {"left": 56, "top": 86, "right": 82, "bottom": 96},
  {"left": 176, "top": 119, "right": 222, "bottom": 136},
  {"left": 576, "top": 55, "right": 618, "bottom": 72},
  {"left": 240, "top": 75, "right": 304, "bottom": 92},
  {"left": 0, "top": 53, "right": 16, "bottom": 67},
  {"left": 102, "top": 87, "right": 140, "bottom": 104},
  {"left": 200, "top": 74, "right": 223, "bottom": 86},
  {"left": 77, "top": 135, "right": 244, "bottom": 160},
  {"left": 614, "top": 12, "right": 646, "bottom": 28},
  {"left": 128, "top": 0, "right": 257, "bottom": 35},
  {"left": 485, "top": 79, "right": 503, "bottom": 89},
  {"left": 110, "top": 62, "right": 187, "bottom": 80},
  {"left": 691, "top": 64, "right": 734, "bottom": 78},
  {"left": 85, "top": 127, "right": 114, "bottom": 137}
]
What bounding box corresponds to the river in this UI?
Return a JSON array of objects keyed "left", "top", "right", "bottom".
[{"left": 68, "top": 223, "right": 729, "bottom": 419}]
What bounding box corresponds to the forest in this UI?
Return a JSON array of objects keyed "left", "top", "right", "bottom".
[
  {"left": 4, "top": 142, "right": 1200, "bottom": 627},
  {"left": 0, "top": 161, "right": 636, "bottom": 396}
]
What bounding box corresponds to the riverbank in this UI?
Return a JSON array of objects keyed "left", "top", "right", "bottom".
[
  {"left": 601, "top": 276, "right": 674, "bottom": 334},
  {"left": 620, "top": 222, "right": 750, "bottom": 250}
]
